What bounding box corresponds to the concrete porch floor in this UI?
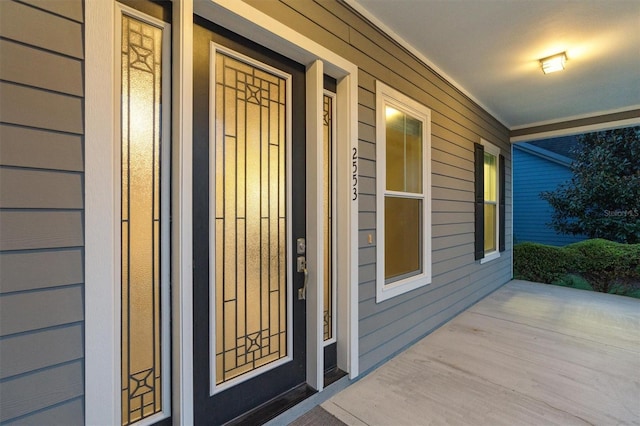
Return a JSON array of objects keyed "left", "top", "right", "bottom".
[{"left": 318, "top": 280, "right": 640, "bottom": 425}]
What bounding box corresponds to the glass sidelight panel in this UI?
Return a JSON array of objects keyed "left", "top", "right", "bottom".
[
  {"left": 322, "top": 94, "right": 334, "bottom": 342},
  {"left": 214, "top": 52, "right": 288, "bottom": 385},
  {"left": 120, "top": 12, "right": 167, "bottom": 425}
]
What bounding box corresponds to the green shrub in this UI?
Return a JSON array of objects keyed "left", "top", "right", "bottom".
[
  {"left": 514, "top": 239, "right": 640, "bottom": 297},
  {"left": 565, "top": 239, "right": 640, "bottom": 294},
  {"left": 513, "top": 242, "right": 571, "bottom": 284}
]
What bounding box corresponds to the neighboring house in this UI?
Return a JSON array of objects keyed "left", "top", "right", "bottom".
[
  {"left": 1, "top": 0, "right": 512, "bottom": 424},
  {"left": 513, "top": 137, "right": 587, "bottom": 246}
]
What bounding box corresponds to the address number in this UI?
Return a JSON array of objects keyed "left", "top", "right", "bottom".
[{"left": 352, "top": 147, "right": 358, "bottom": 201}]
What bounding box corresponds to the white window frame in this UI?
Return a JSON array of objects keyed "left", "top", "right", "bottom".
[
  {"left": 375, "top": 81, "right": 431, "bottom": 303},
  {"left": 480, "top": 138, "right": 501, "bottom": 264}
]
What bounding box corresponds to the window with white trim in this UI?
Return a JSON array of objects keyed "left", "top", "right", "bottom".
[
  {"left": 376, "top": 82, "right": 431, "bottom": 302},
  {"left": 474, "top": 139, "right": 505, "bottom": 263}
]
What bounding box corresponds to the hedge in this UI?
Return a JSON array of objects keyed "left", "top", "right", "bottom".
[{"left": 514, "top": 239, "right": 640, "bottom": 294}]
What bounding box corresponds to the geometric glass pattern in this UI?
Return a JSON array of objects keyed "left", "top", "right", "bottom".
[
  {"left": 214, "top": 52, "right": 288, "bottom": 384},
  {"left": 120, "top": 14, "right": 164, "bottom": 425},
  {"left": 322, "top": 94, "right": 333, "bottom": 341}
]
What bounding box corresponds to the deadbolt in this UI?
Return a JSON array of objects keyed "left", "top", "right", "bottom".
[{"left": 296, "top": 237, "right": 306, "bottom": 255}]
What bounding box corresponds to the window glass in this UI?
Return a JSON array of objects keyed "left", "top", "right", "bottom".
[
  {"left": 385, "top": 197, "right": 422, "bottom": 280},
  {"left": 385, "top": 107, "right": 422, "bottom": 193},
  {"left": 483, "top": 148, "right": 498, "bottom": 254},
  {"left": 484, "top": 204, "right": 497, "bottom": 252},
  {"left": 484, "top": 152, "right": 496, "bottom": 201}
]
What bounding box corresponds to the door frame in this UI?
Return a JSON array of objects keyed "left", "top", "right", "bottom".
[
  {"left": 85, "top": 0, "right": 358, "bottom": 423},
  {"left": 196, "top": 0, "right": 359, "bottom": 394}
]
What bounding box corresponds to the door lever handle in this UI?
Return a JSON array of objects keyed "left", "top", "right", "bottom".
[{"left": 297, "top": 256, "right": 308, "bottom": 300}]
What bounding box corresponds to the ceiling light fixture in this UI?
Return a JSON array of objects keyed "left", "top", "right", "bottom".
[{"left": 540, "top": 52, "right": 567, "bottom": 74}]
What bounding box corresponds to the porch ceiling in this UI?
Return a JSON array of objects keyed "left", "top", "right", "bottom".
[{"left": 348, "top": 0, "right": 640, "bottom": 131}]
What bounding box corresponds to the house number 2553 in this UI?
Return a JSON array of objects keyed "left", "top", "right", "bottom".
[{"left": 352, "top": 147, "right": 358, "bottom": 201}]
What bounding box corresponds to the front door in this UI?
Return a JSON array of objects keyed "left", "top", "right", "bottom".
[{"left": 193, "top": 17, "right": 308, "bottom": 424}]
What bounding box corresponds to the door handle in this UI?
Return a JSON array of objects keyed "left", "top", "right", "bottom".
[{"left": 297, "top": 256, "right": 308, "bottom": 300}]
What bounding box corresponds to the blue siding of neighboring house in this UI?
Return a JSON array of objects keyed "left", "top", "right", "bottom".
[{"left": 513, "top": 143, "right": 586, "bottom": 246}]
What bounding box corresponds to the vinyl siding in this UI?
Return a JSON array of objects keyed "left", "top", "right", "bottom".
[
  {"left": 513, "top": 146, "right": 586, "bottom": 246},
  {"left": 0, "top": 0, "right": 85, "bottom": 424},
  {"left": 244, "top": 0, "right": 512, "bottom": 374}
]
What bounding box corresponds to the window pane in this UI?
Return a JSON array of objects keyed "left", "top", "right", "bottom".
[
  {"left": 405, "top": 115, "right": 422, "bottom": 193},
  {"left": 385, "top": 107, "right": 405, "bottom": 191},
  {"left": 484, "top": 203, "right": 497, "bottom": 252},
  {"left": 484, "top": 152, "right": 496, "bottom": 202},
  {"left": 385, "top": 197, "right": 422, "bottom": 280},
  {"left": 385, "top": 107, "right": 422, "bottom": 193}
]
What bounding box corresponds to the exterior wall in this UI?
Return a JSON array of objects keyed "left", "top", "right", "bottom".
[
  {"left": 513, "top": 146, "right": 586, "bottom": 246},
  {"left": 243, "top": 0, "right": 512, "bottom": 373},
  {"left": 0, "top": 1, "right": 85, "bottom": 424}
]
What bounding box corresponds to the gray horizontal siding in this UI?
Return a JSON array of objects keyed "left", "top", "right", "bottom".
[
  {"left": 0, "top": 0, "right": 83, "bottom": 58},
  {"left": 0, "top": 249, "right": 83, "bottom": 293},
  {"left": 0, "top": 361, "right": 84, "bottom": 423},
  {"left": 0, "top": 324, "right": 83, "bottom": 379},
  {"left": 0, "top": 125, "right": 83, "bottom": 172},
  {"left": 247, "top": 0, "right": 513, "bottom": 375},
  {"left": 0, "top": 286, "right": 83, "bottom": 336},
  {"left": 0, "top": 83, "right": 83, "bottom": 134},
  {"left": 0, "top": 168, "right": 83, "bottom": 209},
  {"left": 0, "top": 211, "right": 83, "bottom": 251},
  {"left": 2, "top": 398, "right": 83, "bottom": 426},
  {"left": 0, "top": 39, "right": 83, "bottom": 96},
  {"left": 20, "top": 0, "right": 84, "bottom": 23},
  {"left": 0, "top": 1, "right": 84, "bottom": 423}
]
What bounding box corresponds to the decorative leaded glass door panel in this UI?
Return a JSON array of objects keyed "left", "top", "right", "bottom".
[
  {"left": 193, "top": 18, "right": 307, "bottom": 425},
  {"left": 117, "top": 2, "right": 171, "bottom": 425}
]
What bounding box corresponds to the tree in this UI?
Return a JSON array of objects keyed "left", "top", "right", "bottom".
[{"left": 540, "top": 126, "right": 640, "bottom": 244}]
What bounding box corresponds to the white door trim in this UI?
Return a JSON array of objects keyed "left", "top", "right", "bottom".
[
  {"left": 86, "top": 1, "right": 357, "bottom": 424},
  {"left": 170, "top": 0, "right": 194, "bottom": 424},
  {"left": 85, "top": 0, "right": 193, "bottom": 424},
  {"left": 305, "top": 59, "right": 324, "bottom": 390},
  {"left": 85, "top": 1, "right": 119, "bottom": 422}
]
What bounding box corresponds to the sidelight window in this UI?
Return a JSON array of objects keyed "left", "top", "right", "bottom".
[{"left": 118, "top": 5, "right": 171, "bottom": 425}]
